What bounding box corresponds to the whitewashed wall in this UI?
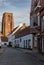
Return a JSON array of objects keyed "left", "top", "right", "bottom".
[
  {"left": 8, "top": 34, "right": 15, "bottom": 47},
  {"left": 14, "top": 34, "right": 33, "bottom": 49},
  {"left": 8, "top": 24, "right": 24, "bottom": 46},
  {"left": 1, "top": 42, "right": 8, "bottom": 45}
]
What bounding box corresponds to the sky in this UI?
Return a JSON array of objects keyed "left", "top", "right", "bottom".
[{"left": 0, "top": 0, "right": 31, "bottom": 31}]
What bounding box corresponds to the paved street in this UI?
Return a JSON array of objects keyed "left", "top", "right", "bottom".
[{"left": 0, "top": 47, "right": 44, "bottom": 65}]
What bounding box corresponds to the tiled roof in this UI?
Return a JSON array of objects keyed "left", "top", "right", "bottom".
[
  {"left": 1, "top": 36, "right": 8, "bottom": 42},
  {"left": 15, "top": 26, "right": 38, "bottom": 38}
]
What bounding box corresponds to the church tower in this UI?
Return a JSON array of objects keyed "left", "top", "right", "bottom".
[{"left": 2, "top": 12, "right": 14, "bottom": 36}]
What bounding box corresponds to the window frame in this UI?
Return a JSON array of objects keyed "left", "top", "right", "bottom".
[
  {"left": 38, "top": 14, "right": 40, "bottom": 26},
  {"left": 42, "top": 16, "right": 44, "bottom": 31}
]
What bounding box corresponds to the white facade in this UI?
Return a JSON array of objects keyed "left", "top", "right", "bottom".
[
  {"left": 8, "top": 23, "right": 26, "bottom": 46},
  {"left": 14, "top": 34, "right": 33, "bottom": 49}
]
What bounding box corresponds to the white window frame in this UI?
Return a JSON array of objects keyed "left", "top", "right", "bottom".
[
  {"left": 38, "top": 14, "right": 40, "bottom": 26},
  {"left": 30, "top": 16, "right": 34, "bottom": 27}
]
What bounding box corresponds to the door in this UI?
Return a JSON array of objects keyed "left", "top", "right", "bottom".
[
  {"left": 37, "top": 36, "right": 42, "bottom": 52},
  {"left": 34, "top": 37, "right": 37, "bottom": 48}
]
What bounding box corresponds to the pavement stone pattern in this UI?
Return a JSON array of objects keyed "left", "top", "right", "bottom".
[
  {"left": 19, "top": 49, "right": 44, "bottom": 62},
  {"left": 17, "top": 48, "right": 44, "bottom": 62},
  {"left": 0, "top": 47, "right": 44, "bottom": 65}
]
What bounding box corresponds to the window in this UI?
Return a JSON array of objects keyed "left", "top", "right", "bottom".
[
  {"left": 24, "top": 40, "right": 25, "bottom": 44},
  {"left": 24, "top": 40, "right": 25, "bottom": 48},
  {"left": 30, "top": 16, "right": 34, "bottom": 27},
  {"left": 20, "top": 38, "right": 22, "bottom": 42},
  {"left": 26, "top": 40, "right": 27, "bottom": 48},
  {"left": 15, "top": 40, "right": 16, "bottom": 44},
  {"left": 30, "top": 15, "right": 37, "bottom": 27},
  {"left": 31, "top": 0, "right": 34, "bottom": 10},
  {"left": 38, "top": 15, "right": 40, "bottom": 26},
  {"left": 33, "top": 15, "right": 37, "bottom": 26},
  {"left": 42, "top": 16, "right": 44, "bottom": 31},
  {"left": 37, "top": 0, "right": 40, "bottom": 5},
  {"left": 28, "top": 40, "right": 31, "bottom": 48}
]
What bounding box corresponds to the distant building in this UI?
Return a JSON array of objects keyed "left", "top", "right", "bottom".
[
  {"left": 2, "top": 12, "right": 14, "bottom": 36},
  {"left": 0, "top": 12, "right": 14, "bottom": 45}
]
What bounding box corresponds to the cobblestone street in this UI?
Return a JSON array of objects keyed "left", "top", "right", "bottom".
[{"left": 0, "top": 47, "right": 44, "bottom": 65}]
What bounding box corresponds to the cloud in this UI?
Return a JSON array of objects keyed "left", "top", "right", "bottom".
[
  {"left": 0, "top": 0, "right": 31, "bottom": 31},
  {"left": 0, "top": 0, "right": 11, "bottom": 6},
  {"left": 0, "top": 4, "right": 30, "bottom": 26},
  {"left": 14, "top": 8, "right": 30, "bottom": 27}
]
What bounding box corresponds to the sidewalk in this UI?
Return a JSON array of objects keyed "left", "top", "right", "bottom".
[{"left": 18, "top": 48, "right": 44, "bottom": 62}]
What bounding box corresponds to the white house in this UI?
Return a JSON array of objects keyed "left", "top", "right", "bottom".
[
  {"left": 15, "top": 34, "right": 33, "bottom": 49},
  {"left": 8, "top": 23, "right": 26, "bottom": 47}
]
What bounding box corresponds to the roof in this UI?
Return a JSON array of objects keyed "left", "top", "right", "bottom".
[
  {"left": 11, "top": 26, "right": 19, "bottom": 33},
  {"left": 14, "top": 24, "right": 27, "bottom": 35},
  {"left": 8, "top": 23, "right": 27, "bottom": 36},
  {"left": 15, "top": 26, "right": 38, "bottom": 38},
  {"left": 1, "top": 36, "right": 8, "bottom": 42},
  {"left": 8, "top": 26, "right": 19, "bottom": 35}
]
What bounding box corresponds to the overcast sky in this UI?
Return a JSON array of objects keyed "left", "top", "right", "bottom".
[{"left": 0, "top": 0, "right": 31, "bottom": 31}]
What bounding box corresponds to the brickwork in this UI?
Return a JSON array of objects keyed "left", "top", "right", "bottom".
[
  {"left": 2, "top": 12, "right": 14, "bottom": 36},
  {"left": 30, "top": 0, "right": 44, "bottom": 53}
]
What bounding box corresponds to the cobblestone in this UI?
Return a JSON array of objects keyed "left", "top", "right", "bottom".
[{"left": 0, "top": 47, "right": 44, "bottom": 65}]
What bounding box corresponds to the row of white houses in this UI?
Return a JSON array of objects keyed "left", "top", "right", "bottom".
[
  {"left": 8, "top": 24, "right": 37, "bottom": 50},
  {"left": 8, "top": 23, "right": 44, "bottom": 53}
]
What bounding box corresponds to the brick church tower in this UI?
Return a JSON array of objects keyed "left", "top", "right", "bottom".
[{"left": 2, "top": 12, "right": 14, "bottom": 36}]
